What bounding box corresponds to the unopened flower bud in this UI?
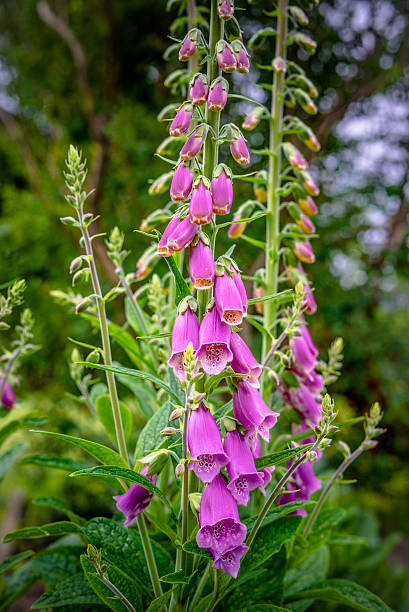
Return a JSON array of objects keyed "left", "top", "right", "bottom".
[
  {"left": 218, "top": 0, "right": 234, "bottom": 19},
  {"left": 228, "top": 213, "right": 247, "bottom": 239},
  {"left": 222, "top": 416, "right": 237, "bottom": 432},
  {"left": 180, "top": 125, "right": 207, "bottom": 161},
  {"left": 301, "top": 171, "right": 319, "bottom": 196},
  {"left": 252, "top": 285, "right": 264, "bottom": 314},
  {"left": 289, "top": 6, "right": 309, "bottom": 25},
  {"left": 293, "top": 241, "right": 315, "bottom": 264},
  {"left": 272, "top": 56, "right": 286, "bottom": 73},
  {"left": 170, "top": 162, "right": 193, "bottom": 201},
  {"left": 242, "top": 106, "right": 264, "bottom": 131},
  {"left": 1, "top": 380, "right": 16, "bottom": 409},
  {"left": 295, "top": 32, "right": 317, "bottom": 55},
  {"left": 161, "top": 427, "right": 178, "bottom": 436},
  {"left": 169, "top": 407, "right": 185, "bottom": 421},
  {"left": 175, "top": 462, "right": 185, "bottom": 478},
  {"left": 296, "top": 214, "right": 315, "bottom": 234},
  {"left": 75, "top": 296, "right": 92, "bottom": 314},
  {"left": 298, "top": 195, "right": 318, "bottom": 216},
  {"left": 189, "top": 492, "right": 202, "bottom": 513},
  {"left": 169, "top": 103, "right": 193, "bottom": 137},
  {"left": 86, "top": 350, "right": 100, "bottom": 364},
  {"left": 179, "top": 28, "right": 201, "bottom": 61},
  {"left": 211, "top": 164, "right": 233, "bottom": 214},
  {"left": 148, "top": 171, "right": 174, "bottom": 196},
  {"left": 283, "top": 143, "right": 308, "bottom": 170},
  {"left": 304, "top": 134, "right": 321, "bottom": 152},
  {"left": 216, "top": 40, "right": 236, "bottom": 73},
  {"left": 189, "top": 73, "right": 209, "bottom": 105},
  {"left": 207, "top": 77, "right": 229, "bottom": 112},
  {"left": 253, "top": 170, "right": 268, "bottom": 202},
  {"left": 296, "top": 90, "right": 318, "bottom": 114},
  {"left": 231, "top": 40, "right": 250, "bottom": 74},
  {"left": 190, "top": 176, "right": 212, "bottom": 225},
  {"left": 70, "top": 256, "right": 83, "bottom": 274},
  {"left": 230, "top": 132, "right": 250, "bottom": 165}
]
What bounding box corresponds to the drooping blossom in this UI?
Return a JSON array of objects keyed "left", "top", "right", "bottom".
[
  {"left": 233, "top": 381, "right": 279, "bottom": 450},
  {"left": 293, "top": 241, "right": 315, "bottom": 264},
  {"left": 253, "top": 436, "right": 275, "bottom": 494},
  {"left": 228, "top": 214, "right": 247, "bottom": 239},
  {"left": 280, "top": 381, "right": 322, "bottom": 426},
  {"left": 230, "top": 266, "right": 248, "bottom": 315},
  {"left": 212, "top": 165, "right": 233, "bottom": 215},
  {"left": 301, "top": 171, "right": 319, "bottom": 196},
  {"left": 196, "top": 474, "right": 247, "bottom": 555},
  {"left": 242, "top": 106, "right": 264, "bottom": 131},
  {"left": 214, "top": 271, "right": 244, "bottom": 326},
  {"left": 168, "top": 306, "right": 200, "bottom": 380},
  {"left": 297, "top": 214, "right": 315, "bottom": 234},
  {"left": 300, "top": 273, "right": 317, "bottom": 314},
  {"left": 298, "top": 195, "right": 318, "bottom": 216},
  {"left": 272, "top": 56, "right": 286, "bottom": 72},
  {"left": 189, "top": 239, "right": 215, "bottom": 289},
  {"left": 208, "top": 77, "right": 229, "bottom": 112},
  {"left": 211, "top": 544, "right": 248, "bottom": 578},
  {"left": 169, "top": 104, "right": 193, "bottom": 137},
  {"left": 230, "top": 133, "right": 250, "bottom": 165},
  {"left": 217, "top": 0, "right": 234, "bottom": 19},
  {"left": 188, "top": 404, "right": 228, "bottom": 483},
  {"left": 158, "top": 214, "right": 183, "bottom": 257},
  {"left": 189, "top": 73, "right": 209, "bottom": 105},
  {"left": 297, "top": 368, "right": 324, "bottom": 395},
  {"left": 113, "top": 466, "right": 157, "bottom": 527},
  {"left": 224, "top": 430, "right": 264, "bottom": 506},
  {"left": 189, "top": 177, "right": 212, "bottom": 225},
  {"left": 1, "top": 380, "right": 16, "bottom": 409},
  {"left": 167, "top": 216, "right": 197, "bottom": 252},
  {"left": 230, "top": 332, "right": 261, "bottom": 388},
  {"left": 252, "top": 285, "right": 265, "bottom": 315},
  {"left": 283, "top": 143, "right": 308, "bottom": 170},
  {"left": 231, "top": 40, "right": 250, "bottom": 73},
  {"left": 196, "top": 306, "right": 233, "bottom": 375},
  {"left": 215, "top": 41, "right": 237, "bottom": 72},
  {"left": 277, "top": 458, "right": 321, "bottom": 516},
  {"left": 290, "top": 333, "right": 317, "bottom": 374},
  {"left": 170, "top": 162, "right": 193, "bottom": 201},
  {"left": 180, "top": 125, "right": 207, "bottom": 161},
  {"left": 179, "top": 29, "right": 200, "bottom": 61}
]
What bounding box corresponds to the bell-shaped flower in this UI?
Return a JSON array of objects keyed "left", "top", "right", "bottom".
[
  {"left": 253, "top": 436, "right": 275, "bottom": 494},
  {"left": 217, "top": 0, "right": 234, "bottom": 20},
  {"left": 179, "top": 29, "right": 200, "bottom": 61},
  {"left": 180, "top": 125, "right": 207, "bottom": 161},
  {"left": 169, "top": 103, "right": 193, "bottom": 137},
  {"left": 158, "top": 214, "right": 183, "bottom": 257},
  {"left": 231, "top": 266, "right": 248, "bottom": 315},
  {"left": 301, "top": 171, "right": 319, "bottom": 196},
  {"left": 1, "top": 380, "right": 16, "bottom": 409},
  {"left": 278, "top": 458, "right": 321, "bottom": 515},
  {"left": 170, "top": 162, "right": 193, "bottom": 201},
  {"left": 208, "top": 77, "right": 229, "bottom": 112},
  {"left": 214, "top": 271, "right": 244, "bottom": 326},
  {"left": 230, "top": 133, "right": 250, "bottom": 165},
  {"left": 196, "top": 306, "right": 233, "bottom": 375},
  {"left": 188, "top": 404, "right": 229, "bottom": 483},
  {"left": 290, "top": 334, "right": 316, "bottom": 373},
  {"left": 189, "top": 238, "right": 215, "bottom": 289},
  {"left": 302, "top": 283, "right": 317, "bottom": 314},
  {"left": 211, "top": 165, "right": 233, "bottom": 215},
  {"left": 216, "top": 40, "right": 236, "bottom": 72},
  {"left": 284, "top": 382, "right": 322, "bottom": 426},
  {"left": 233, "top": 381, "right": 279, "bottom": 450},
  {"left": 230, "top": 332, "right": 261, "bottom": 387},
  {"left": 298, "top": 368, "right": 324, "bottom": 395},
  {"left": 113, "top": 466, "right": 157, "bottom": 527},
  {"left": 189, "top": 73, "right": 209, "bottom": 105},
  {"left": 189, "top": 177, "right": 212, "bottom": 225},
  {"left": 231, "top": 40, "right": 250, "bottom": 73},
  {"left": 293, "top": 240, "right": 315, "bottom": 264},
  {"left": 167, "top": 215, "right": 197, "bottom": 252},
  {"left": 300, "top": 324, "right": 318, "bottom": 358},
  {"left": 211, "top": 544, "right": 248, "bottom": 578},
  {"left": 197, "top": 474, "right": 247, "bottom": 555},
  {"left": 168, "top": 306, "right": 200, "bottom": 380},
  {"left": 297, "top": 214, "right": 315, "bottom": 234},
  {"left": 298, "top": 195, "right": 318, "bottom": 216},
  {"left": 224, "top": 430, "right": 264, "bottom": 506}
]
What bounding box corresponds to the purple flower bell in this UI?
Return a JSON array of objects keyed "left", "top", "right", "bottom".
[
  {"left": 179, "top": 29, "right": 200, "bottom": 61},
  {"left": 190, "top": 74, "right": 209, "bottom": 105},
  {"left": 188, "top": 404, "right": 229, "bottom": 483},
  {"left": 230, "top": 133, "right": 250, "bottom": 165},
  {"left": 278, "top": 459, "right": 321, "bottom": 515},
  {"left": 285, "top": 382, "right": 322, "bottom": 426},
  {"left": 211, "top": 544, "right": 248, "bottom": 578},
  {"left": 216, "top": 41, "right": 237, "bottom": 73},
  {"left": 208, "top": 77, "right": 229, "bottom": 112},
  {"left": 231, "top": 267, "right": 248, "bottom": 315},
  {"left": 253, "top": 436, "right": 275, "bottom": 494},
  {"left": 214, "top": 271, "right": 244, "bottom": 326},
  {"left": 168, "top": 306, "right": 200, "bottom": 380},
  {"left": 297, "top": 214, "right": 315, "bottom": 234},
  {"left": 302, "top": 282, "right": 317, "bottom": 314},
  {"left": 290, "top": 334, "right": 316, "bottom": 373},
  {"left": 170, "top": 162, "right": 193, "bottom": 202},
  {"left": 224, "top": 430, "right": 264, "bottom": 506},
  {"left": 197, "top": 474, "right": 247, "bottom": 555},
  {"left": 233, "top": 381, "right": 279, "bottom": 450},
  {"left": 190, "top": 177, "right": 213, "bottom": 225},
  {"left": 169, "top": 103, "right": 193, "bottom": 137},
  {"left": 167, "top": 216, "right": 197, "bottom": 252},
  {"left": 189, "top": 238, "right": 215, "bottom": 289},
  {"left": 298, "top": 368, "right": 324, "bottom": 395},
  {"left": 211, "top": 165, "right": 233, "bottom": 215},
  {"left": 180, "top": 125, "right": 207, "bottom": 161},
  {"left": 113, "top": 466, "right": 157, "bottom": 527},
  {"left": 217, "top": 0, "right": 234, "bottom": 20},
  {"left": 1, "top": 380, "right": 16, "bottom": 409},
  {"left": 158, "top": 214, "right": 183, "bottom": 257},
  {"left": 231, "top": 40, "right": 250, "bottom": 74},
  {"left": 230, "top": 332, "right": 261, "bottom": 388},
  {"left": 196, "top": 306, "right": 233, "bottom": 375}
]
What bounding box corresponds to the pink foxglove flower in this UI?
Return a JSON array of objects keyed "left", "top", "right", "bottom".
[
  {"left": 190, "top": 74, "right": 209, "bottom": 105},
  {"left": 167, "top": 216, "right": 197, "bottom": 252},
  {"left": 233, "top": 381, "right": 279, "bottom": 450},
  {"left": 290, "top": 334, "right": 317, "bottom": 373},
  {"left": 297, "top": 214, "right": 315, "bottom": 234},
  {"left": 170, "top": 162, "right": 193, "bottom": 201},
  {"left": 113, "top": 466, "right": 157, "bottom": 527},
  {"left": 179, "top": 29, "right": 200, "bottom": 61},
  {"left": 158, "top": 214, "right": 183, "bottom": 257},
  {"left": 216, "top": 41, "right": 237, "bottom": 73},
  {"left": 211, "top": 545, "right": 248, "bottom": 579},
  {"left": 1, "top": 380, "right": 16, "bottom": 409},
  {"left": 303, "top": 282, "right": 317, "bottom": 314},
  {"left": 301, "top": 171, "right": 319, "bottom": 196},
  {"left": 211, "top": 165, "right": 233, "bottom": 215},
  {"left": 242, "top": 106, "right": 264, "bottom": 131},
  {"left": 300, "top": 323, "right": 318, "bottom": 358},
  {"left": 189, "top": 238, "right": 215, "bottom": 289},
  {"left": 282, "top": 382, "right": 322, "bottom": 426},
  {"left": 230, "top": 332, "right": 261, "bottom": 388},
  {"left": 217, "top": 0, "right": 234, "bottom": 19},
  {"left": 208, "top": 77, "right": 229, "bottom": 112},
  {"left": 169, "top": 103, "right": 193, "bottom": 137},
  {"left": 231, "top": 267, "right": 248, "bottom": 315},
  {"left": 253, "top": 437, "right": 275, "bottom": 494},
  {"left": 228, "top": 214, "right": 247, "bottom": 238},
  {"left": 189, "top": 177, "right": 212, "bottom": 225},
  {"left": 197, "top": 474, "right": 247, "bottom": 555},
  {"left": 278, "top": 459, "right": 321, "bottom": 515},
  {"left": 188, "top": 404, "right": 228, "bottom": 482},
  {"left": 283, "top": 143, "right": 308, "bottom": 170},
  {"left": 168, "top": 306, "right": 200, "bottom": 381},
  {"left": 214, "top": 271, "right": 244, "bottom": 326},
  {"left": 180, "top": 125, "right": 207, "bottom": 161},
  {"left": 224, "top": 430, "right": 264, "bottom": 506},
  {"left": 196, "top": 306, "right": 233, "bottom": 374},
  {"left": 298, "top": 195, "right": 318, "bottom": 216},
  {"left": 230, "top": 133, "right": 250, "bottom": 165},
  {"left": 231, "top": 40, "right": 250, "bottom": 74},
  {"left": 298, "top": 368, "right": 324, "bottom": 395},
  {"left": 293, "top": 240, "right": 315, "bottom": 264}
]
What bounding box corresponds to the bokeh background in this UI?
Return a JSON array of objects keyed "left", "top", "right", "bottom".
[{"left": 0, "top": 0, "right": 408, "bottom": 610}]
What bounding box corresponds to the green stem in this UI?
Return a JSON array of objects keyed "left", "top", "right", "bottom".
[
  {"left": 96, "top": 572, "right": 137, "bottom": 612},
  {"left": 180, "top": 381, "right": 193, "bottom": 574},
  {"left": 262, "top": 0, "right": 288, "bottom": 363},
  {"left": 302, "top": 443, "right": 365, "bottom": 538},
  {"left": 0, "top": 345, "right": 22, "bottom": 401},
  {"left": 189, "top": 563, "right": 211, "bottom": 612},
  {"left": 136, "top": 514, "right": 164, "bottom": 601}
]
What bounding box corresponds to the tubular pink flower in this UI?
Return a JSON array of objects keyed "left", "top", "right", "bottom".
[
  {"left": 1, "top": 380, "right": 16, "bottom": 409},
  {"left": 233, "top": 381, "right": 279, "bottom": 450},
  {"left": 290, "top": 334, "right": 316, "bottom": 373},
  {"left": 169, "top": 104, "right": 193, "bottom": 137},
  {"left": 298, "top": 368, "right": 324, "bottom": 395},
  {"left": 230, "top": 332, "right": 261, "bottom": 388},
  {"left": 230, "top": 133, "right": 250, "bottom": 165},
  {"left": 297, "top": 214, "right": 315, "bottom": 234},
  {"left": 211, "top": 544, "right": 248, "bottom": 578},
  {"left": 301, "top": 172, "right": 319, "bottom": 196},
  {"left": 170, "top": 162, "right": 193, "bottom": 202},
  {"left": 231, "top": 40, "right": 250, "bottom": 74},
  {"left": 197, "top": 474, "right": 247, "bottom": 555},
  {"left": 168, "top": 306, "right": 200, "bottom": 381},
  {"left": 196, "top": 306, "right": 233, "bottom": 375},
  {"left": 224, "top": 430, "right": 264, "bottom": 506},
  {"left": 302, "top": 281, "right": 317, "bottom": 314},
  {"left": 278, "top": 458, "right": 321, "bottom": 515},
  {"left": 208, "top": 77, "right": 229, "bottom": 112},
  {"left": 228, "top": 214, "right": 247, "bottom": 238},
  {"left": 189, "top": 179, "right": 212, "bottom": 225},
  {"left": 189, "top": 239, "right": 215, "bottom": 289},
  {"left": 300, "top": 323, "right": 318, "bottom": 358},
  {"left": 298, "top": 195, "right": 318, "bottom": 216},
  {"left": 188, "top": 404, "right": 229, "bottom": 483},
  {"left": 294, "top": 241, "right": 315, "bottom": 264},
  {"left": 283, "top": 143, "right": 307, "bottom": 170},
  {"left": 158, "top": 214, "right": 183, "bottom": 257},
  {"left": 283, "top": 382, "right": 322, "bottom": 426},
  {"left": 179, "top": 29, "right": 200, "bottom": 61},
  {"left": 190, "top": 74, "right": 209, "bottom": 105},
  {"left": 214, "top": 271, "right": 244, "bottom": 326},
  {"left": 231, "top": 267, "right": 248, "bottom": 315},
  {"left": 211, "top": 166, "right": 233, "bottom": 215},
  {"left": 180, "top": 126, "right": 206, "bottom": 161},
  {"left": 113, "top": 466, "right": 157, "bottom": 527},
  {"left": 216, "top": 41, "right": 237, "bottom": 73},
  {"left": 217, "top": 0, "right": 234, "bottom": 19},
  {"left": 167, "top": 216, "right": 197, "bottom": 252}
]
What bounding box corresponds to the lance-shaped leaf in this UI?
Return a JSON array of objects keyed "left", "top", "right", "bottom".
[
  {"left": 254, "top": 443, "right": 314, "bottom": 469},
  {"left": 164, "top": 254, "right": 192, "bottom": 306},
  {"left": 0, "top": 551, "right": 34, "bottom": 576},
  {"left": 248, "top": 288, "right": 293, "bottom": 306},
  {"left": 19, "top": 455, "right": 90, "bottom": 472},
  {"left": 4, "top": 521, "right": 83, "bottom": 543},
  {"left": 0, "top": 416, "right": 47, "bottom": 447},
  {"left": 31, "top": 572, "right": 100, "bottom": 609}
]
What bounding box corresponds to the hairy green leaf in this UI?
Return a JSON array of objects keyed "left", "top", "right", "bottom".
[
  {"left": 286, "top": 579, "right": 393, "bottom": 611},
  {"left": 81, "top": 555, "right": 142, "bottom": 611},
  {"left": 20, "top": 454, "right": 90, "bottom": 472},
  {"left": 254, "top": 444, "right": 314, "bottom": 469},
  {"left": 4, "top": 521, "right": 84, "bottom": 543},
  {"left": 33, "top": 496, "right": 86, "bottom": 525},
  {"left": 31, "top": 572, "right": 101, "bottom": 608},
  {"left": 0, "top": 442, "right": 28, "bottom": 481},
  {"left": 0, "top": 551, "right": 33, "bottom": 575},
  {"left": 32, "top": 546, "right": 85, "bottom": 587},
  {"left": 95, "top": 394, "right": 133, "bottom": 445}
]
